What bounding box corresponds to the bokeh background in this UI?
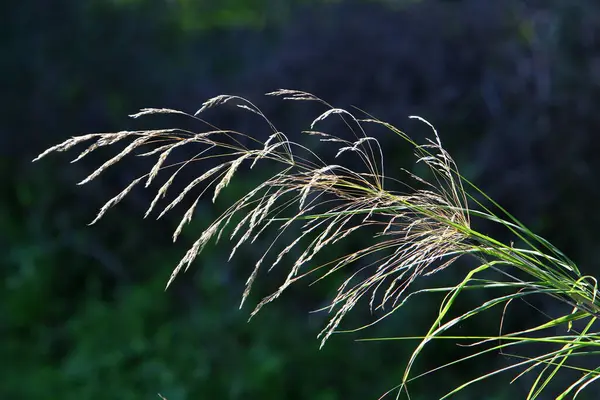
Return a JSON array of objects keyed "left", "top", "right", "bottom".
[{"left": 4, "top": 0, "right": 600, "bottom": 399}]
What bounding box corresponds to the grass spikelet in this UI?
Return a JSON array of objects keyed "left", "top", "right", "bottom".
[
  {"left": 129, "top": 108, "right": 189, "bottom": 119},
  {"left": 194, "top": 95, "right": 236, "bottom": 115},
  {"left": 157, "top": 164, "right": 228, "bottom": 220},
  {"left": 166, "top": 221, "right": 221, "bottom": 289},
  {"left": 212, "top": 153, "right": 251, "bottom": 203},
  {"left": 32, "top": 133, "right": 102, "bottom": 162},
  {"left": 89, "top": 176, "right": 145, "bottom": 225},
  {"left": 77, "top": 134, "right": 161, "bottom": 185},
  {"left": 145, "top": 172, "right": 178, "bottom": 219},
  {"left": 173, "top": 196, "right": 201, "bottom": 242},
  {"left": 310, "top": 108, "right": 351, "bottom": 129}
]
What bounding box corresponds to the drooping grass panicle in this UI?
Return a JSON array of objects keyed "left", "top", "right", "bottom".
[{"left": 34, "top": 90, "right": 600, "bottom": 398}]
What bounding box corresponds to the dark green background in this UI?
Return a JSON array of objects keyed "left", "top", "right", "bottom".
[{"left": 3, "top": 0, "right": 600, "bottom": 398}]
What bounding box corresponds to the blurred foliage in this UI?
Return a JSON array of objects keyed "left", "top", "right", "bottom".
[
  {"left": 109, "top": 0, "right": 284, "bottom": 30},
  {"left": 3, "top": 0, "right": 600, "bottom": 398}
]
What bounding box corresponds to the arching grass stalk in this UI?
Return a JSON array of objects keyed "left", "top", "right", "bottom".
[{"left": 34, "top": 90, "right": 600, "bottom": 398}]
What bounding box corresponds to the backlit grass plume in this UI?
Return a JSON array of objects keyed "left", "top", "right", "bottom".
[{"left": 34, "top": 90, "right": 600, "bottom": 398}]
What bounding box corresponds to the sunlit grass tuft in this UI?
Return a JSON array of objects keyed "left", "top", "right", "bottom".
[{"left": 34, "top": 90, "right": 600, "bottom": 398}]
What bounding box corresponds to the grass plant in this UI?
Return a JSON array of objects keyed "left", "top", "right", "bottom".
[{"left": 34, "top": 90, "right": 600, "bottom": 398}]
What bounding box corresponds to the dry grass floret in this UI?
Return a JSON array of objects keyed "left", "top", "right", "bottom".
[{"left": 34, "top": 90, "right": 600, "bottom": 399}]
